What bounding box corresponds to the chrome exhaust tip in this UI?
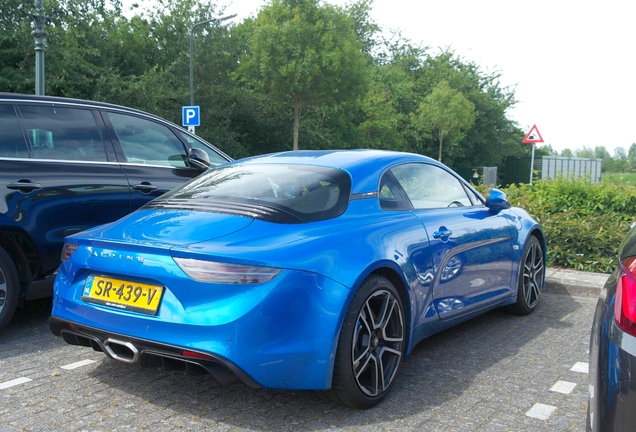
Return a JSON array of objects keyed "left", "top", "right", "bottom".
[{"left": 103, "top": 338, "right": 140, "bottom": 364}]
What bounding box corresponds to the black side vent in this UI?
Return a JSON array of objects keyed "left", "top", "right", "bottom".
[{"left": 143, "top": 198, "right": 303, "bottom": 224}]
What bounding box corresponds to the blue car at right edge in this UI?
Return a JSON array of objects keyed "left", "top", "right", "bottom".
[{"left": 589, "top": 223, "right": 636, "bottom": 430}]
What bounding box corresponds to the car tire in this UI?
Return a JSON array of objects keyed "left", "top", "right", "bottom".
[
  {"left": 508, "top": 236, "right": 544, "bottom": 315},
  {"left": 326, "top": 275, "right": 405, "bottom": 408},
  {"left": 0, "top": 246, "right": 19, "bottom": 331}
]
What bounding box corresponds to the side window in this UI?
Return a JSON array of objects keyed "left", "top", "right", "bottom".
[
  {"left": 108, "top": 113, "right": 188, "bottom": 167},
  {"left": 379, "top": 171, "right": 412, "bottom": 210},
  {"left": 390, "top": 163, "right": 472, "bottom": 209},
  {"left": 18, "top": 105, "right": 108, "bottom": 161},
  {"left": 0, "top": 105, "right": 28, "bottom": 158},
  {"left": 176, "top": 131, "right": 229, "bottom": 166},
  {"left": 466, "top": 187, "right": 484, "bottom": 206}
]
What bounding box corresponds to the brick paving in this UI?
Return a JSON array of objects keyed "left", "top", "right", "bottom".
[{"left": 0, "top": 290, "right": 595, "bottom": 431}]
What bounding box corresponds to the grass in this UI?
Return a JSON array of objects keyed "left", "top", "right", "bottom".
[{"left": 602, "top": 171, "right": 636, "bottom": 186}]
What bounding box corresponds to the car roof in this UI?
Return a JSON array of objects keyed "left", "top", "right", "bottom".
[
  {"left": 0, "top": 92, "right": 161, "bottom": 119},
  {"left": 230, "top": 149, "right": 448, "bottom": 194},
  {"left": 236, "top": 149, "right": 436, "bottom": 169}
]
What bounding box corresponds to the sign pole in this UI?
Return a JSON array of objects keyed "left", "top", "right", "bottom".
[
  {"left": 529, "top": 144, "right": 535, "bottom": 185},
  {"left": 522, "top": 124, "right": 544, "bottom": 185}
]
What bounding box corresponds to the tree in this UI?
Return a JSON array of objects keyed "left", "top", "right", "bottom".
[
  {"left": 414, "top": 50, "right": 523, "bottom": 166},
  {"left": 237, "top": 0, "right": 368, "bottom": 150},
  {"left": 628, "top": 143, "right": 636, "bottom": 170},
  {"left": 355, "top": 60, "right": 416, "bottom": 151},
  {"left": 536, "top": 144, "right": 558, "bottom": 156},
  {"left": 600, "top": 146, "right": 629, "bottom": 173},
  {"left": 576, "top": 146, "right": 594, "bottom": 158},
  {"left": 0, "top": 0, "right": 35, "bottom": 93},
  {"left": 594, "top": 146, "right": 610, "bottom": 160},
  {"left": 416, "top": 80, "right": 475, "bottom": 162},
  {"left": 342, "top": 0, "right": 380, "bottom": 57}
]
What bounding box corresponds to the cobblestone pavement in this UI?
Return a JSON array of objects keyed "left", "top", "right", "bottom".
[{"left": 0, "top": 292, "right": 595, "bottom": 431}]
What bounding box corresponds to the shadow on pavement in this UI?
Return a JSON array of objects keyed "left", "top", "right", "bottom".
[
  {"left": 74, "top": 292, "right": 589, "bottom": 430},
  {"left": 0, "top": 298, "right": 60, "bottom": 358}
]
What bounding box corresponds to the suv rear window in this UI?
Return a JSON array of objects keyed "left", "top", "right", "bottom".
[{"left": 148, "top": 164, "right": 352, "bottom": 223}]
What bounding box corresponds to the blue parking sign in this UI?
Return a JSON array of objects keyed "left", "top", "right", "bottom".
[{"left": 182, "top": 106, "right": 200, "bottom": 127}]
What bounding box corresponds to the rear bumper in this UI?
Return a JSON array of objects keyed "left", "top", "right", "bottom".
[
  {"left": 50, "top": 267, "right": 351, "bottom": 390},
  {"left": 49, "top": 317, "right": 260, "bottom": 387}
]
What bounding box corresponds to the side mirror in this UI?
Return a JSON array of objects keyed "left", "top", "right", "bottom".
[
  {"left": 485, "top": 188, "right": 511, "bottom": 213},
  {"left": 188, "top": 148, "right": 210, "bottom": 170}
]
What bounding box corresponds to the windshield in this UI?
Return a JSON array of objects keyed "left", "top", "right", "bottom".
[{"left": 156, "top": 164, "right": 352, "bottom": 223}]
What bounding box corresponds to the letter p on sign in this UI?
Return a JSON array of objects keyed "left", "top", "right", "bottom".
[{"left": 182, "top": 106, "right": 200, "bottom": 127}]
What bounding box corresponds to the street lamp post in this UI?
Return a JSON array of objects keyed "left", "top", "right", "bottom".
[
  {"left": 25, "top": 0, "right": 56, "bottom": 95},
  {"left": 189, "top": 14, "right": 236, "bottom": 107}
]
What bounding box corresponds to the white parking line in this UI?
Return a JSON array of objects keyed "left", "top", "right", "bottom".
[
  {"left": 0, "top": 377, "right": 32, "bottom": 390},
  {"left": 571, "top": 362, "right": 589, "bottom": 373},
  {"left": 526, "top": 403, "right": 557, "bottom": 420},
  {"left": 550, "top": 381, "right": 577, "bottom": 394},
  {"left": 60, "top": 359, "right": 96, "bottom": 370}
]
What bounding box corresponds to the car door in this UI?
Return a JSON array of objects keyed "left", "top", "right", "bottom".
[
  {"left": 389, "top": 162, "right": 517, "bottom": 320},
  {"left": 102, "top": 111, "right": 229, "bottom": 210},
  {"left": 0, "top": 103, "right": 130, "bottom": 276}
]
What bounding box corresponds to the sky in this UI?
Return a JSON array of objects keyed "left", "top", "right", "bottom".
[{"left": 127, "top": 0, "right": 636, "bottom": 155}]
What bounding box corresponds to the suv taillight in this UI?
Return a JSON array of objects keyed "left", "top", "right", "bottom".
[
  {"left": 60, "top": 243, "right": 79, "bottom": 262},
  {"left": 614, "top": 256, "right": 636, "bottom": 336}
]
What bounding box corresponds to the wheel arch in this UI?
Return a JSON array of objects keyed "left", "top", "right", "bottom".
[
  {"left": 369, "top": 266, "right": 411, "bottom": 337},
  {"left": 325, "top": 264, "right": 412, "bottom": 407},
  {"left": 0, "top": 230, "right": 34, "bottom": 298},
  {"left": 523, "top": 226, "right": 547, "bottom": 284},
  {"left": 323, "top": 260, "right": 414, "bottom": 391},
  {"left": 345, "top": 262, "right": 413, "bottom": 352},
  {"left": 528, "top": 225, "right": 546, "bottom": 253}
]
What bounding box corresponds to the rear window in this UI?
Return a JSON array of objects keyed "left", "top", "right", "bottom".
[{"left": 156, "top": 164, "right": 352, "bottom": 223}]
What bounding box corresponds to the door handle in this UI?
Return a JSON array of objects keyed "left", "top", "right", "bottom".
[
  {"left": 6, "top": 180, "right": 43, "bottom": 192},
  {"left": 132, "top": 182, "right": 158, "bottom": 193},
  {"left": 433, "top": 229, "right": 453, "bottom": 239}
]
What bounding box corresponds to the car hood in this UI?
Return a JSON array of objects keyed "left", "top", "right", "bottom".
[{"left": 81, "top": 209, "right": 254, "bottom": 247}]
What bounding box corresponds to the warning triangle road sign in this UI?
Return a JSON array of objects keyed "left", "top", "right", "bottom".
[{"left": 523, "top": 124, "right": 544, "bottom": 143}]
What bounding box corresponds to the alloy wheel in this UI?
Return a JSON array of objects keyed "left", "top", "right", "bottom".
[
  {"left": 351, "top": 289, "right": 404, "bottom": 397},
  {"left": 522, "top": 241, "right": 544, "bottom": 309}
]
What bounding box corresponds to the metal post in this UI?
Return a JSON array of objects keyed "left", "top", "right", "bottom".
[
  {"left": 188, "top": 14, "right": 236, "bottom": 134},
  {"left": 529, "top": 144, "right": 536, "bottom": 185},
  {"left": 26, "top": 0, "right": 55, "bottom": 95}
]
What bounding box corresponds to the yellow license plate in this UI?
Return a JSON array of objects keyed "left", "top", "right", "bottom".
[{"left": 82, "top": 275, "right": 164, "bottom": 315}]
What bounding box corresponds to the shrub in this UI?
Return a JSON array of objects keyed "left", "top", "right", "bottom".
[{"left": 496, "top": 177, "right": 636, "bottom": 273}]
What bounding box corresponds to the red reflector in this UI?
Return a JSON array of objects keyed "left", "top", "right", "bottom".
[
  {"left": 182, "top": 350, "right": 213, "bottom": 359},
  {"left": 68, "top": 323, "right": 75, "bottom": 329},
  {"left": 61, "top": 243, "right": 79, "bottom": 261},
  {"left": 615, "top": 256, "right": 636, "bottom": 337}
]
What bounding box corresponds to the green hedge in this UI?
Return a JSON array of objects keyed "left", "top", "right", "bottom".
[{"left": 495, "top": 178, "right": 636, "bottom": 273}]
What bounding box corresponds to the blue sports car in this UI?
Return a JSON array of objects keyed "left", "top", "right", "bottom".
[{"left": 49, "top": 150, "right": 545, "bottom": 408}]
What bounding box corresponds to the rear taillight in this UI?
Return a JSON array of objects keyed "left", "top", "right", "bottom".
[
  {"left": 614, "top": 256, "right": 636, "bottom": 336},
  {"left": 60, "top": 243, "right": 79, "bottom": 262},
  {"left": 174, "top": 258, "right": 281, "bottom": 284}
]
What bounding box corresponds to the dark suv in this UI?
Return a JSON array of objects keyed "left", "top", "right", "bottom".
[{"left": 0, "top": 93, "right": 232, "bottom": 330}]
